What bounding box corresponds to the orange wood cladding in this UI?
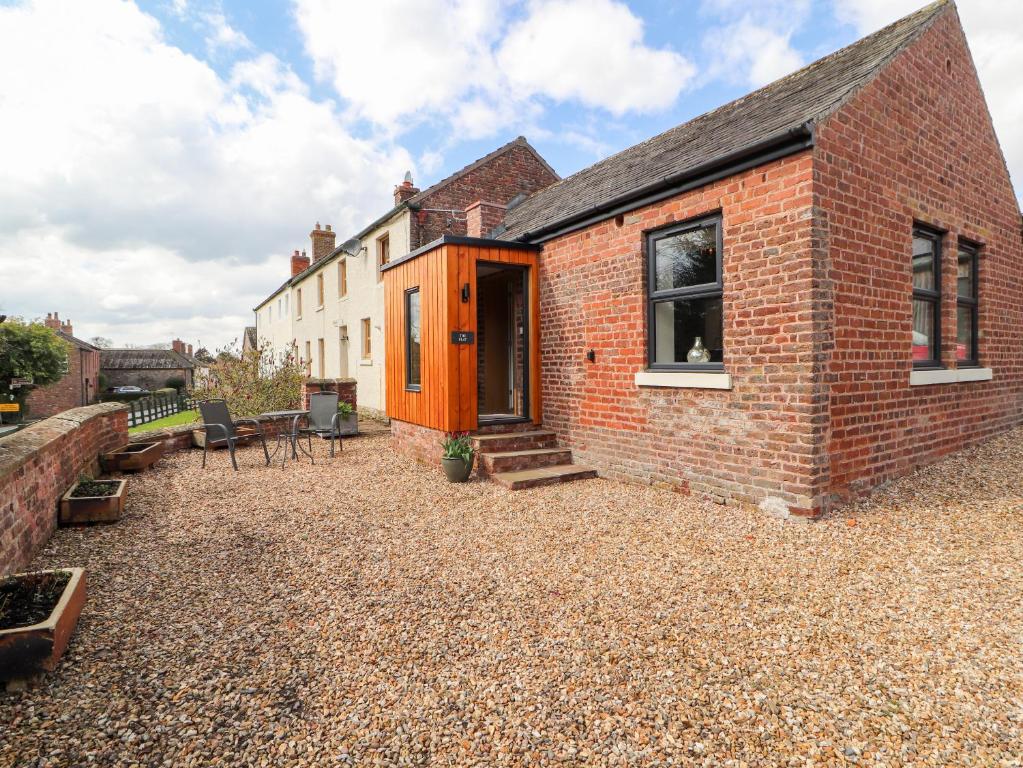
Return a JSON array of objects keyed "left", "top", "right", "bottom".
[{"left": 384, "top": 243, "right": 541, "bottom": 432}]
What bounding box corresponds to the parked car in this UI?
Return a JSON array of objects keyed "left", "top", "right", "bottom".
[{"left": 111, "top": 386, "right": 149, "bottom": 394}]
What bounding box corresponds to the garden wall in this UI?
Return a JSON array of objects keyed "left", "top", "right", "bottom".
[{"left": 0, "top": 402, "right": 128, "bottom": 576}]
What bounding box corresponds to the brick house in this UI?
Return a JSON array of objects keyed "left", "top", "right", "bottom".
[
  {"left": 23, "top": 312, "right": 101, "bottom": 418},
  {"left": 100, "top": 340, "right": 197, "bottom": 391},
  {"left": 382, "top": 1, "right": 1023, "bottom": 515},
  {"left": 253, "top": 136, "right": 558, "bottom": 417}
]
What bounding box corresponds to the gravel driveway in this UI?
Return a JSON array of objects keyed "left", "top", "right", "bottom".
[{"left": 3, "top": 428, "right": 1023, "bottom": 766}]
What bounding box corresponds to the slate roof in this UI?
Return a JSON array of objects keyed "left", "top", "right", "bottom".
[
  {"left": 57, "top": 331, "right": 100, "bottom": 352},
  {"left": 499, "top": 0, "right": 950, "bottom": 241},
  {"left": 100, "top": 349, "right": 195, "bottom": 370},
  {"left": 243, "top": 326, "right": 257, "bottom": 350}
]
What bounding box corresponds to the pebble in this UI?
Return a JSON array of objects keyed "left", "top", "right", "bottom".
[{"left": 2, "top": 427, "right": 1022, "bottom": 766}]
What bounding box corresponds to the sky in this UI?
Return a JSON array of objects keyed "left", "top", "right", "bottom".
[{"left": 0, "top": 0, "right": 1020, "bottom": 350}]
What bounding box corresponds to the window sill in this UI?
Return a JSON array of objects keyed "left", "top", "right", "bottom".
[
  {"left": 909, "top": 367, "right": 992, "bottom": 386},
  {"left": 315, "top": 306, "right": 324, "bottom": 312},
  {"left": 635, "top": 370, "right": 732, "bottom": 390},
  {"left": 359, "top": 360, "right": 373, "bottom": 367}
]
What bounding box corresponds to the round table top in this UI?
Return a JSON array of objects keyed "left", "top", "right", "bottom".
[{"left": 260, "top": 409, "right": 309, "bottom": 418}]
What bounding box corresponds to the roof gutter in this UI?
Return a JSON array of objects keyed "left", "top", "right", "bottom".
[{"left": 515, "top": 122, "right": 815, "bottom": 245}]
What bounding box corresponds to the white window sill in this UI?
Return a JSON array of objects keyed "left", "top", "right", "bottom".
[
  {"left": 316, "top": 306, "right": 324, "bottom": 312},
  {"left": 635, "top": 370, "right": 732, "bottom": 390},
  {"left": 359, "top": 360, "right": 373, "bottom": 367},
  {"left": 910, "top": 367, "right": 992, "bottom": 386}
]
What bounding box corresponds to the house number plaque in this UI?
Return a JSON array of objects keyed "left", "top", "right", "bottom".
[{"left": 451, "top": 331, "right": 475, "bottom": 344}]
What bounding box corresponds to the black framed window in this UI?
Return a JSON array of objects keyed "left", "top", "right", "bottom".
[
  {"left": 405, "top": 288, "right": 421, "bottom": 390},
  {"left": 646, "top": 214, "right": 723, "bottom": 369},
  {"left": 956, "top": 241, "right": 979, "bottom": 365},
  {"left": 911, "top": 225, "right": 942, "bottom": 368}
]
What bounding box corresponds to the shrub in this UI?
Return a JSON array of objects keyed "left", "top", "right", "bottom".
[
  {"left": 191, "top": 341, "right": 305, "bottom": 419},
  {"left": 440, "top": 432, "right": 474, "bottom": 461}
]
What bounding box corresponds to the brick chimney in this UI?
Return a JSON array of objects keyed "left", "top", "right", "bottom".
[
  {"left": 310, "top": 222, "right": 336, "bottom": 263},
  {"left": 291, "top": 249, "right": 310, "bottom": 277},
  {"left": 172, "top": 339, "right": 186, "bottom": 354},
  {"left": 394, "top": 171, "right": 420, "bottom": 206},
  {"left": 465, "top": 200, "right": 507, "bottom": 239},
  {"left": 44, "top": 311, "right": 73, "bottom": 335},
  {"left": 186, "top": 344, "right": 193, "bottom": 356}
]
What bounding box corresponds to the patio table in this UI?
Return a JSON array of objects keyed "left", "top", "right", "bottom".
[{"left": 261, "top": 409, "right": 313, "bottom": 468}]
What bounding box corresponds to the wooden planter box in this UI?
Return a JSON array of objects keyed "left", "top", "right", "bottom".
[
  {"left": 100, "top": 441, "right": 164, "bottom": 472},
  {"left": 59, "top": 479, "right": 127, "bottom": 525},
  {"left": 191, "top": 426, "right": 259, "bottom": 449},
  {"left": 0, "top": 568, "right": 86, "bottom": 685}
]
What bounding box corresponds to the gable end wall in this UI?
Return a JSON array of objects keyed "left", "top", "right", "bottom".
[{"left": 816, "top": 7, "right": 1023, "bottom": 501}]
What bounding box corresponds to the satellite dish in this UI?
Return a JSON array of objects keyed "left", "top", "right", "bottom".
[{"left": 340, "top": 237, "right": 362, "bottom": 256}]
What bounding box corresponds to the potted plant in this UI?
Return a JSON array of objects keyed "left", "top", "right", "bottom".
[
  {"left": 335, "top": 400, "right": 359, "bottom": 436},
  {"left": 440, "top": 432, "right": 475, "bottom": 482},
  {"left": 59, "top": 477, "right": 127, "bottom": 525},
  {"left": 100, "top": 441, "right": 165, "bottom": 472},
  {"left": 0, "top": 568, "right": 86, "bottom": 687}
]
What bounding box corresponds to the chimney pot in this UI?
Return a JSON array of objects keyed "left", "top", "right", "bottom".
[{"left": 310, "top": 222, "right": 337, "bottom": 263}]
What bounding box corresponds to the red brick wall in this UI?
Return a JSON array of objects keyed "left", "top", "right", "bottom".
[
  {"left": 25, "top": 346, "right": 101, "bottom": 419},
  {"left": 301, "top": 378, "right": 356, "bottom": 411},
  {"left": 817, "top": 8, "right": 1023, "bottom": 501},
  {"left": 538, "top": 151, "right": 822, "bottom": 513},
  {"left": 0, "top": 403, "right": 128, "bottom": 576},
  {"left": 411, "top": 142, "right": 558, "bottom": 249},
  {"left": 391, "top": 418, "right": 447, "bottom": 464}
]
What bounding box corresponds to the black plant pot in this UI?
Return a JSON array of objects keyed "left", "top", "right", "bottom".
[{"left": 441, "top": 455, "right": 474, "bottom": 482}]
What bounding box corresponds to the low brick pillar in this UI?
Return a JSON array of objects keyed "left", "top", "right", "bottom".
[
  {"left": 390, "top": 419, "right": 446, "bottom": 465},
  {"left": 301, "top": 378, "right": 356, "bottom": 411},
  {"left": 0, "top": 402, "right": 128, "bottom": 576}
]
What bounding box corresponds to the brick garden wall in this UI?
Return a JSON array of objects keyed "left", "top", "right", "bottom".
[
  {"left": 301, "top": 378, "right": 357, "bottom": 411},
  {"left": 0, "top": 403, "right": 128, "bottom": 576},
  {"left": 537, "top": 151, "right": 823, "bottom": 514},
  {"left": 816, "top": 9, "right": 1023, "bottom": 501}
]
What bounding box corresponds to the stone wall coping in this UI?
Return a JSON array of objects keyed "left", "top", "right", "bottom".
[
  {"left": 0, "top": 403, "right": 128, "bottom": 482},
  {"left": 304, "top": 378, "right": 357, "bottom": 385}
]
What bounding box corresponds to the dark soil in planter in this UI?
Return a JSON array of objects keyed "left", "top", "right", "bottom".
[
  {"left": 0, "top": 571, "right": 71, "bottom": 630},
  {"left": 69, "top": 479, "right": 121, "bottom": 498}
]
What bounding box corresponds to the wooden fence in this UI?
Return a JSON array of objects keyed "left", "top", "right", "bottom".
[{"left": 126, "top": 392, "right": 193, "bottom": 429}]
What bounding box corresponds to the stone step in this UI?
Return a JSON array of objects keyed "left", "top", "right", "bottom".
[
  {"left": 490, "top": 464, "right": 598, "bottom": 490},
  {"left": 475, "top": 420, "right": 543, "bottom": 435},
  {"left": 479, "top": 447, "right": 574, "bottom": 475},
  {"left": 471, "top": 430, "right": 557, "bottom": 453}
]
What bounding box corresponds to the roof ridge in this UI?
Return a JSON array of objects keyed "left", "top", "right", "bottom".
[
  {"left": 517, "top": 1, "right": 949, "bottom": 206},
  {"left": 500, "top": 0, "right": 952, "bottom": 241},
  {"left": 407, "top": 136, "right": 554, "bottom": 205}
]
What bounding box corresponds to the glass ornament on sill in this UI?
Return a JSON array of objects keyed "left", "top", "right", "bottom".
[{"left": 686, "top": 336, "right": 711, "bottom": 363}]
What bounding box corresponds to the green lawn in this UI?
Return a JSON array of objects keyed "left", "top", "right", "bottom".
[{"left": 129, "top": 410, "right": 198, "bottom": 434}]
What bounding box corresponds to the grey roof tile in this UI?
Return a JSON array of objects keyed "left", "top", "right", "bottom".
[{"left": 500, "top": 1, "right": 949, "bottom": 241}]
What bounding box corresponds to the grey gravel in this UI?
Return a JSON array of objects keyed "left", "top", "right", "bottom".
[{"left": 2, "top": 427, "right": 1023, "bottom": 766}]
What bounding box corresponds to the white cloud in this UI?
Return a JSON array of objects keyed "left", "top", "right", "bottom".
[
  {"left": 703, "top": 18, "right": 805, "bottom": 88},
  {"left": 833, "top": 0, "right": 1023, "bottom": 204},
  {"left": 0, "top": 0, "right": 413, "bottom": 347},
  {"left": 293, "top": 0, "right": 696, "bottom": 138},
  {"left": 699, "top": 0, "right": 810, "bottom": 88},
  {"left": 497, "top": 0, "right": 695, "bottom": 114}
]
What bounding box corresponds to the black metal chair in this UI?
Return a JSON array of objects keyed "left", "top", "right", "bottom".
[
  {"left": 297, "top": 392, "right": 342, "bottom": 458},
  {"left": 197, "top": 399, "right": 270, "bottom": 471}
]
